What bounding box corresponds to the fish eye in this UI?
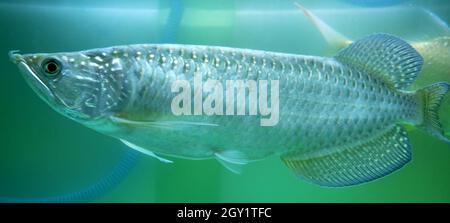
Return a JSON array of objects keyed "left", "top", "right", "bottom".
[{"left": 41, "top": 58, "right": 62, "bottom": 77}]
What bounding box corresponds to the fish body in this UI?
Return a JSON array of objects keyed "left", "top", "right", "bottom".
[
  {"left": 90, "top": 44, "right": 413, "bottom": 161},
  {"left": 115, "top": 44, "right": 426, "bottom": 159},
  {"left": 10, "top": 34, "right": 450, "bottom": 186}
]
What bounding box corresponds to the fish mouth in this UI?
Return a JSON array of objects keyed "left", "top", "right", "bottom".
[
  {"left": 9, "top": 50, "right": 56, "bottom": 103},
  {"left": 9, "top": 50, "right": 23, "bottom": 64}
]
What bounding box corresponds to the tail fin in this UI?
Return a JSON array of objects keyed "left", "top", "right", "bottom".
[
  {"left": 416, "top": 82, "right": 450, "bottom": 143},
  {"left": 294, "top": 2, "right": 352, "bottom": 53}
]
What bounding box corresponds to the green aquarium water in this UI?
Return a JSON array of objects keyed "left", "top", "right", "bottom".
[{"left": 0, "top": 0, "right": 449, "bottom": 202}]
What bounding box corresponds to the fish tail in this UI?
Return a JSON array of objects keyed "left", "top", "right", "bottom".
[{"left": 415, "top": 82, "right": 450, "bottom": 143}]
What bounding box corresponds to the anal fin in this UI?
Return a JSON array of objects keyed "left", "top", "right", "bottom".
[{"left": 282, "top": 125, "right": 411, "bottom": 187}]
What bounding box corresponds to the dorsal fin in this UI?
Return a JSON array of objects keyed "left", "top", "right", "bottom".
[{"left": 335, "top": 33, "right": 424, "bottom": 90}]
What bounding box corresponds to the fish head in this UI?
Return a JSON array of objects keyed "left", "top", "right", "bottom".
[{"left": 9, "top": 50, "right": 125, "bottom": 122}]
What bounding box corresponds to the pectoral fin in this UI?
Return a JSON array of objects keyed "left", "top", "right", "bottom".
[
  {"left": 120, "top": 139, "right": 173, "bottom": 163},
  {"left": 281, "top": 125, "right": 411, "bottom": 187},
  {"left": 111, "top": 115, "right": 218, "bottom": 130}
]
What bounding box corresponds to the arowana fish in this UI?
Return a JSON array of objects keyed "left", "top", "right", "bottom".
[{"left": 9, "top": 33, "right": 450, "bottom": 187}]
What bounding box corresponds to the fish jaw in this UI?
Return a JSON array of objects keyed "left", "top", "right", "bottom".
[
  {"left": 9, "top": 50, "right": 23, "bottom": 64},
  {"left": 10, "top": 51, "right": 56, "bottom": 106}
]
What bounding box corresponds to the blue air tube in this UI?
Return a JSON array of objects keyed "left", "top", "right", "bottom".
[{"left": 0, "top": 150, "right": 140, "bottom": 203}]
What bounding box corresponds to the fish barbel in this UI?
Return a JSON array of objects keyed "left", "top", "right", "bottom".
[{"left": 9, "top": 34, "right": 450, "bottom": 186}]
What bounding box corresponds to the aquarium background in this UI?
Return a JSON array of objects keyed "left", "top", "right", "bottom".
[{"left": 0, "top": 0, "right": 449, "bottom": 202}]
